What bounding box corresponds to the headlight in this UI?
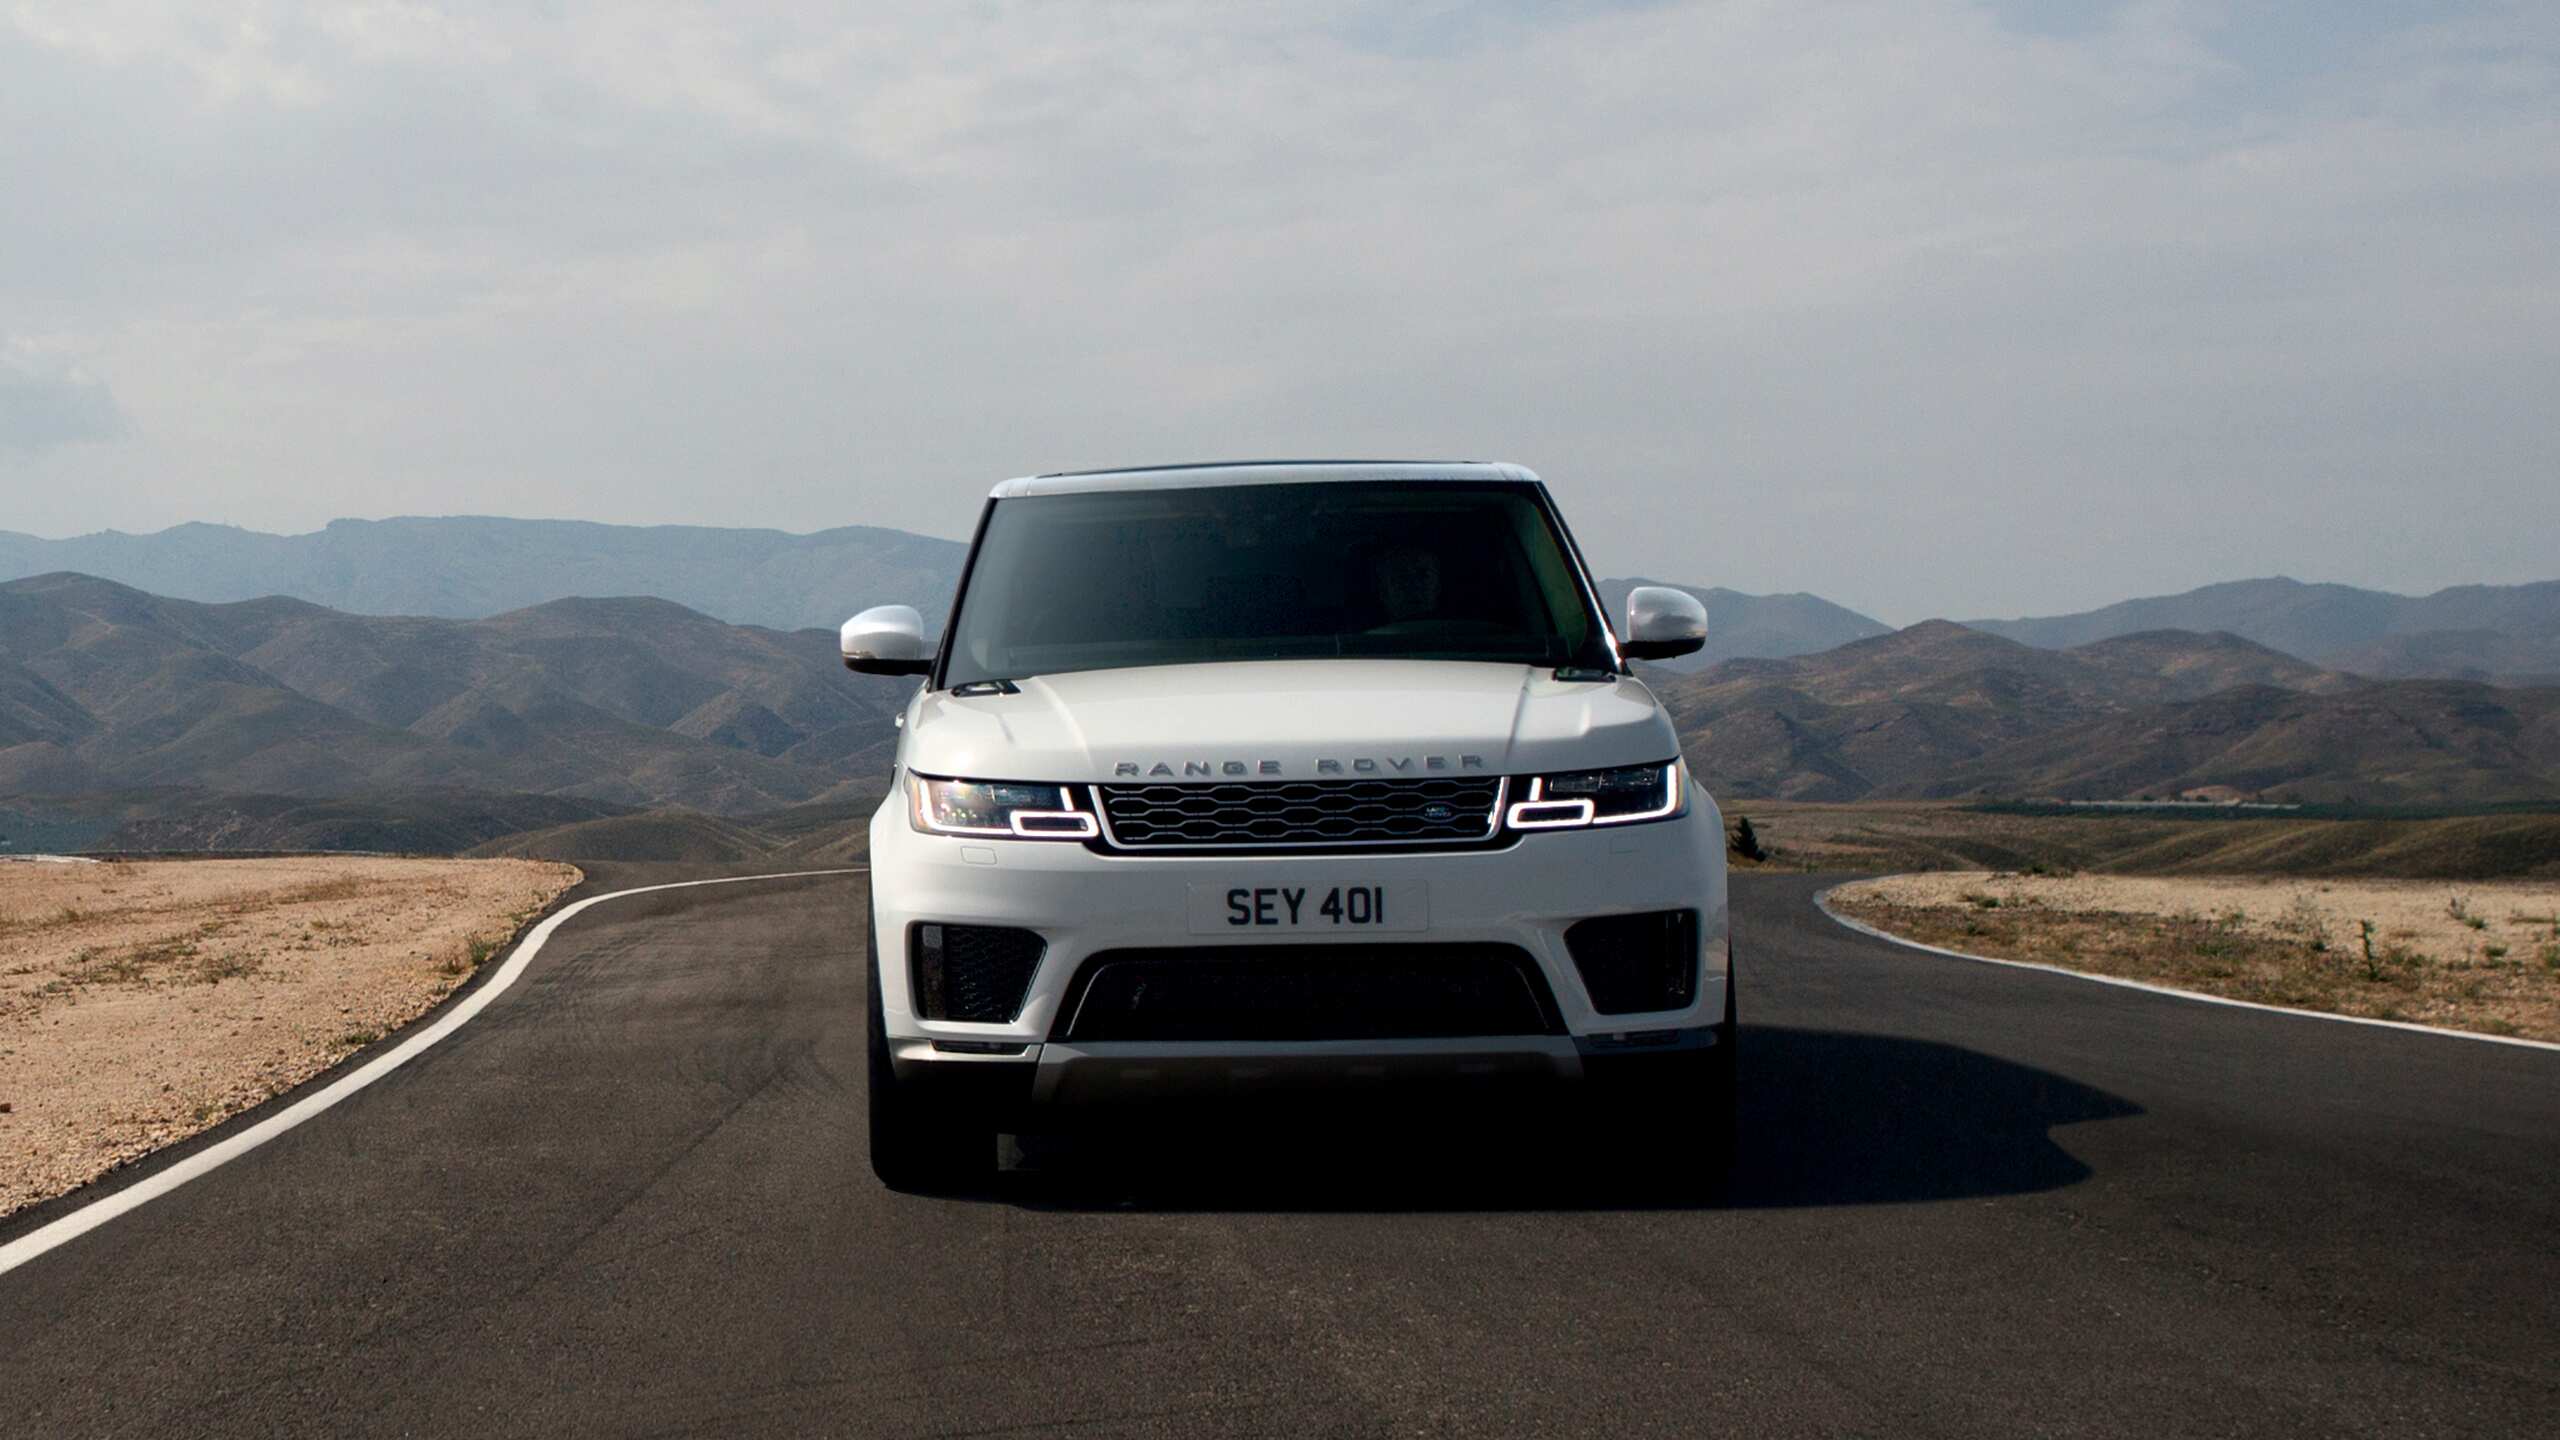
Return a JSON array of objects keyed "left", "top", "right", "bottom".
[
  {"left": 908, "top": 774, "right": 1098, "bottom": 839},
  {"left": 1505, "top": 760, "right": 1685, "bottom": 830}
]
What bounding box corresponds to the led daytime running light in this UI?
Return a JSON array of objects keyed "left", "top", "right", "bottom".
[
  {"left": 1504, "top": 762, "right": 1682, "bottom": 831},
  {"left": 1506, "top": 781, "right": 1597, "bottom": 829},
  {"left": 910, "top": 775, "right": 1095, "bottom": 839}
]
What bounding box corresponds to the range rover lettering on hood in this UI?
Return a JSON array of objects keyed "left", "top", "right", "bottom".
[{"left": 1113, "top": 755, "right": 1490, "bottom": 779}]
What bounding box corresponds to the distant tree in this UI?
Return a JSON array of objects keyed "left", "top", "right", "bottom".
[{"left": 1730, "top": 814, "right": 1767, "bottom": 862}]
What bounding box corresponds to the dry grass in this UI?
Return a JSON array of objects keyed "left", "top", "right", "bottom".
[
  {"left": 0, "top": 857, "right": 579, "bottom": 1217},
  {"left": 1830, "top": 872, "right": 2560, "bottom": 1042},
  {"left": 1725, "top": 801, "right": 2560, "bottom": 880}
]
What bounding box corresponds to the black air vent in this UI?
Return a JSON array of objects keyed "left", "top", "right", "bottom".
[
  {"left": 1053, "top": 944, "right": 1562, "bottom": 1042},
  {"left": 911, "top": 924, "right": 1045, "bottom": 1023},
  {"left": 1565, "top": 911, "right": 1699, "bottom": 1015}
]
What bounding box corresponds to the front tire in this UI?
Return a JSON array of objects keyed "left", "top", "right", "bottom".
[{"left": 867, "top": 907, "right": 995, "bottom": 1194}]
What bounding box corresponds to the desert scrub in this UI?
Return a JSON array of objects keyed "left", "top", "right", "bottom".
[
  {"left": 2, "top": 857, "right": 580, "bottom": 1219},
  {"left": 1829, "top": 873, "right": 2560, "bottom": 1043},
  {"left": 2282, "top": 894, "right": 2332, "bottom": 953}
]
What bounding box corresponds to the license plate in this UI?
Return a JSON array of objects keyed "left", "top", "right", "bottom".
[{"left": 1187, "top": 881, "right": 1428, "bottom": 933}]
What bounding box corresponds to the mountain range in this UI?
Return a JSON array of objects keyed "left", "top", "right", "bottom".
[
  {"left": 0, "top": 572, "right": 912, "bottom": 818},
  {"left": 0, "top": 517, "right": 970, "bottom": 632},
  {"left": 7, "top": 519, "right": 2555, "bottom": 683},
  {"left": 1967, "top": 576, "right": 2560, "bottom": 683},
  {"left": 5, "top": 568, "right": 2557, "bottom": 858},
  {"left": 1648, "top": 623, "right": 2560, "bottom": 805},
  {"left": 0, "top": 518, "right": 1907, "bottom": 670}
]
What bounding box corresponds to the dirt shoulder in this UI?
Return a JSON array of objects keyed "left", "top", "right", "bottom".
[
  {"left": 1, "top": 857, "right": 580, "bottom": 1219},
  {"left": 1725, "top": 801, "right": 2560, "bottom": 880},
  {"left": 1828, "top": 872, "right": 2560, "bottom": 1042}
]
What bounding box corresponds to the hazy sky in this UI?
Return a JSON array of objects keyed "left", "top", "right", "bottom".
[{"left": 2, "top": 1, "right": 2552, "bottom": 623}]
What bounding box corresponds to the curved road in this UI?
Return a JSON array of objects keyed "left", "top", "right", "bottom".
[{"left": 2, "top": 869, "right": 2555, "bottom": 1437}]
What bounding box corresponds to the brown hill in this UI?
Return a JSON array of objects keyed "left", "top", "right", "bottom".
[
  {"left": 98, "top": 790, "right": 635, "bottom": 854},
  {"left": 466, "top": 811, "right": 781, "bottom": 864},
  {"left": 2066, "top": 630, "right": 2358, "bottom": 700},
  {"left": 1653, "top": 622, "right": 2560, "bottom": 804},
  {"left": 1653, "top": 622, "right": 2361, "bottom": 801},
  {"left": 0, "top": 573, "right": 907, "bottom": 815},
  {"left": 1922, "top": 682, "right": 2560, "bottom": 805},
  {"left": 2325, "top": 629, "right": 2560, "bottom": 687},
  {"left": 1967, "top": 576, "right": 2560, "bottom": 683}
]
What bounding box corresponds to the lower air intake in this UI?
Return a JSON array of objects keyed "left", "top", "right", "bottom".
[
  {"left": 911, "top": 923, "right": 1045, "bottom": 1023},
  {"left": 1565, "top": 910, "right": 1699, "bottom": 1015},
  {"left": 1054, "top": 944, "right": 1563, "bottom": 1043}
]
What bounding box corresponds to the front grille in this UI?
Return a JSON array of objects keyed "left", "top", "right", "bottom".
[
  {"left": 1565, "top": 910, "right": 1698, "bottom": 1015},
  {"left": 1053, "top": 944, "right": 1562, "bottom": 1042},
  {"left": 1093, "top": 775, "right": 1505, "bottom": 849},
  {"left": 911, "top": 923, "right": 1045, "bottom": 1022}
]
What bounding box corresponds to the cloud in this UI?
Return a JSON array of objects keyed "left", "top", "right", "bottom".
[
  {"left": 0, "top": 341, "right": 129, "bottom": 455},
  {"left": 0, "top": 2, "right": 2552, "bottom": 617}
]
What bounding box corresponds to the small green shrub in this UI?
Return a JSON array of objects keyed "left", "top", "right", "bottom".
[{"left": 2283, "top": 895, "right": 2331, "bottom": 953}]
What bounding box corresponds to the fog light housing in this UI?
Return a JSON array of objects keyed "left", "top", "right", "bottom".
[
  {"left": 910, "top": 923, "right": 1046, "bottom": 1022},
  {"left": 1565, "top": 910, "right": 1699, "bottom": 1015}
]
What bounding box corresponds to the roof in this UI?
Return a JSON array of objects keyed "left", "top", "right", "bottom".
[{"left": 989, "top": 460, "right": 1538, "bottom": 499}]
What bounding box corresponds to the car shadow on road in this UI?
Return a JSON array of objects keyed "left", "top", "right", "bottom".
[{"left": 993, "top": 1026, "right": 2142, "bottom": 1213}]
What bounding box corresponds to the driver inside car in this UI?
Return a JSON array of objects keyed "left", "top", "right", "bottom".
[{"left": 1366, "top": 542, "right": 1444, "bottom": 631}]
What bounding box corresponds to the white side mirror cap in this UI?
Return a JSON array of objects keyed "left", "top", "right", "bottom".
[
  {"left": 841, "top": 604, "right": 933, "bottom": 676},
  {"left": 1622, "top": 586, "right": 1708, "bottom": 661}
]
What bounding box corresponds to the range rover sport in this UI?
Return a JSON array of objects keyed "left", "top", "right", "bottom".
[{"left": 844, "top": 461, "right": 1733, "bottom": 1189}]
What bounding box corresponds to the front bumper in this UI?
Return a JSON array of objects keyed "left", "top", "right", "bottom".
[{"left": 867, "top": 783, "right": 1730, "bottom": 1102}]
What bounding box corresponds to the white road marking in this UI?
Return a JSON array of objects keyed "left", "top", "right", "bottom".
[
  {"left": 0, "top": 867, "right": 867, "bottom": 1280},
  {"left": 1816, "top": 883, "right": 2560, "bottom": 1055}
]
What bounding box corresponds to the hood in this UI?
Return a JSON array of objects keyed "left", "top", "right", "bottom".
[{"left": 900, "top": 660, "right": 1677, "bottom": 783}]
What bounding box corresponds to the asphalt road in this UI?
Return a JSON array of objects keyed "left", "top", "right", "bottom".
[{"left": 3, "top": 868, "right": 2556, "bottom": 1438}]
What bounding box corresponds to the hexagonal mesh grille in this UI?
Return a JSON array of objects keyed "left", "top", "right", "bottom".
[
  {"left": 911, "top": 924, "right": 1046, "bottom": 1022},
  {"left": 1564, "top": 910, "right": 1698, "bottom": 1015},
  {"left": 1095, "top": 776, "right": 1504, "bottom": 848}
]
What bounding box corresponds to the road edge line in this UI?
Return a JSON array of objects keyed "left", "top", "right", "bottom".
[
  {"left": 1813, "top": 881, "right": 2560, "bottom": 1055},
  {"left": 0, "top": 867, "right": 866, "bottom": 1280}
]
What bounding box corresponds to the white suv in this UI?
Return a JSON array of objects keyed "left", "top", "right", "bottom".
[{"left": 845, "top": 461, "right": 1733, "bottom": 1189}]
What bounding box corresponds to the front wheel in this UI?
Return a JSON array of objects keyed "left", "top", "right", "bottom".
[{"left": 866, "top": 908, "right": 995, "bottom": 1194}]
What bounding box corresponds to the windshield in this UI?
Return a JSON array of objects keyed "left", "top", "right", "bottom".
[{"left": 938, "top": 480, "right": 1613, "bottom": 688}]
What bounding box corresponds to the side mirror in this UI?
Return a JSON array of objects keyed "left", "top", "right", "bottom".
[
  {"left": 1621, "top": 586, "right": 1707, "bottom": 661},
  {"left": 840, "top": 605, "right": 934, "bottom": 676}
]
